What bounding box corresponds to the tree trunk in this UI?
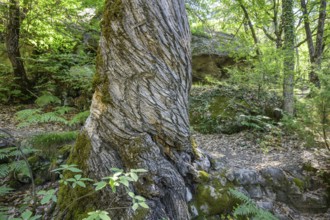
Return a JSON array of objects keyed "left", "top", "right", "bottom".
[
  {"left": 237, "top": 0, "right": 261, "bottom": 56},
  {"left": 300, "top": 0, "right": 327, "bottom": 87},
  {"left": 313, "top": 0, "right": 327, "bottom": 85},
  {"left": 282, "top": 0, "right": 295, "bottom": 116},
  {"left": 5, "top": 0, "right": 29, "bottom": 91},
  {"left": 57, "top": 0, "right": 198, "bottom": 219},
  {"left": 300, "top": 0, "right": 315, "bottom": 63}
]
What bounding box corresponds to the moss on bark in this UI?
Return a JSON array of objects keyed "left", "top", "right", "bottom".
[
  {"left": 56, "top": 131, "right": 98, "bottom": 220},
  {"left": 102, "top": 0, "right": 123, "bottom": 41}
]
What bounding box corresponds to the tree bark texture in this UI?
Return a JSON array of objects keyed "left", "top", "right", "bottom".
[
  {"left": 300, "top": 0, "right": 327, "bottom": 87},
  {"left": 313, "top": 0, "right": 327, "bottom": 71},
  {"left": 5, "top": 0, "right": 29, "bottom": 90},
  {"left": 300, "top": 0, "right": 315, "bottom": 63},
  {"left": 58, "top": 0, "right": 198, "bottom": 219},
  {"left": 282, "top": 0, "right": 295, "bottom": 116}
]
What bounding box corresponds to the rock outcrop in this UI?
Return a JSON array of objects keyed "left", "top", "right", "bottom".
[
  {"left": 190, "top": 132, "right": 330, "bottom": 219},
  {"left": 191, "top": 32, "right": 236, "bottom": 82}
]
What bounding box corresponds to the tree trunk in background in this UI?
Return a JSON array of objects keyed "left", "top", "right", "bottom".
[
  {"left": 5, "top": 0, "right": 29, "bottom": 91},
  {"left": 282, "top": 0, "right": 295, "bottom": 116},
  {"left": 237, "top": 0, "right": 261, "bottom": 56},
  {"left": 313, "top": 0, "right": 327, "bottom": 85},
  {"left": 57, "top": 0, "right": 197, "bottom": 219},
  {"left": 300, "top": 0, "right": 315, "bottom": 63},
  {"left": 300, "top": 0, "right": 327, "bottom": 87}
]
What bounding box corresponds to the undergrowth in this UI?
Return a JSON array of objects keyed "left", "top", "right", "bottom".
[{"left": 229, "top": 189, "right": 278, "bottom": 220}]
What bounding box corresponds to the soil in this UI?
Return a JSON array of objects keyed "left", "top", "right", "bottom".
[{"left": 193, "top": 132, "right": 329, "bottom": 173}]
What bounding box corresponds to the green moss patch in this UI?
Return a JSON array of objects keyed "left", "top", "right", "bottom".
[
  {"left": 190, "top": 177, "right": 238, "bottom": 218},
  {"left": 102, "top": 0, "right": 123, "bottom": 41},
  {"left": 189, "top": 86, "right": 244, "bottom": 134},
  {"left": 56, "top": 131, "right": 96, "bottom": 220},
  {"left": 29, "top": 131, "right": 78, "bottom": 149},
  {"left": 293, "top": 178, "right": 305, "bottom": 191},
  {"left": 189, "top": 85, "right": 282, "bottom": 134}
]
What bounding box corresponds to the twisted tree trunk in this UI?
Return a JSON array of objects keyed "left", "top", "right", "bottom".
[{"left": 57, "top": 0, "right": 197, "bottom": 219}]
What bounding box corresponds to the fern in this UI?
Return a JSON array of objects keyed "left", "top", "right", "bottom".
[
  {"left": 239, "top": 115, "right": 274, "bottom": 131},
  {"left": 0, "top": 160, "right": 31, "bottom": 178},
  {"left": 16, "top": 108, "right": 88, "bottom": 128},
  {"left": 0, "top": 186, "right": 13, "bottom": 196},
  {"left": 229, "top": 189, "right": 278, "bottom": 220},
  {"left": 0, "top": 206, "right": 9, "bottom": 220},
  {"left": 0, "top": 146, "right": 36, "bottom": 159},
  {"left": 229, "top": 188, "right": 253, "bottom": 204},
  {"left": 0, "top": 147, "right": 36, "bottom": 178},
  {"left": 68, "top": 110, "right": 90, "bottom": 126},
  {"left": 234, "top": 203, "right": 259, "bottom": 216},
  {"left": 0, "top": 164, "right": 10, "bottom": 178},
  {"left": 54, "top": 106, "right": 75, "bottom": 115},
  {"left": 0, "top": 147, "right": 17, "bottom": 159},
  {"left": 8, "top": 147, "right": 37, "bottom": 157},
  {"left": 15, "top": 109, "right": 41, "bottom": 121},
  {"left": 16, "top": 110, "right": 69, "bottom": 128},
  {"left": 35, "top": 93, "right": 61, "bottom": 107},
  {"left": 10, "top": 160, "right": 30, "bottom": 177}
]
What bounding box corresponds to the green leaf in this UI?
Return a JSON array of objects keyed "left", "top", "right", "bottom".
[
  {"left": 94, "top": 181, "right": 107, "bottom": 191},
  {"left": 110, "top": 176, "right": 118, "bottom": 181},
  {"left": 109, "top": 179, "right": 117, "bottom": 192},
  {"left": 67, "top": 167, "right": 82, "bottom": 173},
  {"left": 76, "top": 181, "right": 86, "bottom": 188},
  {"left": 113, "top": 171, "right": 123, "bottom": 177},
  {"left": 131, "top": 169, "right": 147, "bottom": 173},
  {"left": 124, "top": 176, "right": 134, "bottom": 182},
  {"left": 128, "top": 192, "right": 135, "bottom": 198},
  {"left": 119, "top": 178, "right": 129, "bottom": 187},
  {"left": 29, "top": 215, "right": 42, "bottom": 220},
  {"left": 135, "top": 196, "right": 146, "bottom": 202},
  {"left": 30, "top": 216, "right": 42, "bottom": 220},
  {"left": 139, "top": 202, "right": 149, "bottom": 209},
  {"left": 74, "top": 174, "right": 82, "bottom": 180},
  {"left": 99, "top": 212, "right": 111, "bottom": 220},
  {"left": 41, "top": 194, "right": 52, "bottom": 204},
  {"left": 130, "top": 172, "right": 138, "bottom": 181},
  {"left": 37, "top": 190, "right": 46, "bottom": 195},
  {"left": 132, "top": 203, "right": 139, "bottom": 211},
  {"left": 81, "top": 178, "right": 93, "bottom": 181},
  {"left": 110, "top": 168, "right": 123, "bottom": 172},
  {"left": 21, "top": 210, "right": 33, "bottom": 220}
]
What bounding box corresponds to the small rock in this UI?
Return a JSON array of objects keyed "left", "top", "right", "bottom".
[
  {"left": 245, "top": 185, "right": 263, "bottom": 199},
  {"left": 233, "top": 168, "right": 264, "bottom": 185},
  {"left": 256, "top": 199, "right": 274, "bottom": 211}
]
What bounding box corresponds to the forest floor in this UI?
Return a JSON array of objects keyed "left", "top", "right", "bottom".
[
  {"left": 1, "top": 104, "right": 330, "bottom": 219},
  {"left": 194, "top": 132, "right": 329, "bottom": 173}
]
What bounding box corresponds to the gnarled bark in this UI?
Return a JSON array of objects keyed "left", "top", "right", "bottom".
[{"left": 57, "top": 0, "right": 197, "bottom": 219}]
